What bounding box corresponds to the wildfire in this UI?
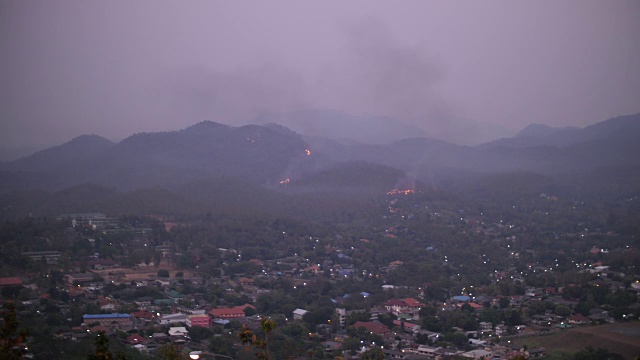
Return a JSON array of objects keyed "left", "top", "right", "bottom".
[
  {"left": 305, "top": 149, "right": 312, "bottom": 156},
  {"left": 387, "top": 189, "right": 415, "bottom": 196},
  {"left": 279, "top": 178, "right": 291, "bottom": 185}
]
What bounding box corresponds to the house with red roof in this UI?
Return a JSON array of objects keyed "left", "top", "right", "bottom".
[
  {"left": 384, "top": 298, "right": 425, "bottom": 314},
  {"left": 392, "top": 320, "right": 420, "bottom": 333},
  {"left": 351, "top": 321, "right": 390, "bottom": 335},
  {"left": 131, "top": 311, "right": 155, "bottom": 321},
  {"left": 304, "top": 264, "right": 321, "bottom": 274},
  {"left": 0, "top": 277, "right": 23, "bottom": 287},
  {"left": 127, "top": 333, "right": 146, "bottom": 345},
  {"left": 454, "top": 300, "right": 483, "bottom": 311},
  {"left": 237, "top": 277, "right": 254, "bottom": 286},
  {"left": 209, "top": 304, "right": 255, "bottom": 319},
  {"left": 567, "top": 314, "right": 589, "bottom": 325}
]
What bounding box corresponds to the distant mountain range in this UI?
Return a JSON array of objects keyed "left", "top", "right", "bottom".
[
  {"left": 252, "top": 109, "right": 430, "bottom": 145},
  {"left": 252, "top": 109, "right": 516, "bottom": 146},
  {"left": 1, "top": 112, "right": 638, "bottom": 220},
  {"left": 2, "top": 121, "right": 308, "bottom": 190}
]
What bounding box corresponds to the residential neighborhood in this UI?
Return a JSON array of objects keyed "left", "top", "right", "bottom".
[{"left": 1, "top": 188, "right": 639, "bottom": 359}]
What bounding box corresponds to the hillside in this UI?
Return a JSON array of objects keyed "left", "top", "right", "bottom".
[
  {"left": 0, "top": 122, "right": 310, "bottom": 192},
  {"left": 0, "top": 113, "right": 638, "bottom": 219}
]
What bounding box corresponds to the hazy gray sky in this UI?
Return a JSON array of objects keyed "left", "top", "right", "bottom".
[{"left": 1, "top": 0, "right": 639, "bottom": 148}]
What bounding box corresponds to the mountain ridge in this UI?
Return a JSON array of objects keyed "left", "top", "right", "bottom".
[{"left": 0, "top": 113, "right": 637, "bottom": 200}]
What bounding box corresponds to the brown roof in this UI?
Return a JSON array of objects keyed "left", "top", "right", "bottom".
[
  {"left": 209, "top": 304, "right": 255, "bottom": 317},
  {"left": 467, "top": 302, "right": 483, "bottom": 309},
  {"left": 127, "top": 333, "right": 145, "bottom": 344},
  {"left": 89, "top": 325, "right": 109, "bottom": 333},
  {"left": 352, "top": 321, "right": 390, "bottom": 335},
  {"left": 132, "top": 311, "right": 155, "bottom": 319},
  {"left": 403, "top": 298, "right": 425, "bottom": 307},
  {"left": 568, "top": 314, "right": 590, "bottom": 322},
  {"left": 0, "top": 277, "right": 23, "bottom": 286}
]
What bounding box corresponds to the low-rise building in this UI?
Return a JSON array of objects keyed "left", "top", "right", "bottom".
[
  {"left": 83, "top": 313, "right": 132, "bottom": 328},
  {"left": 186, "top": 314, "right": 211, "bottom": 328},
  {"left": 209, "top": 304, "right": 255, "bottom": 319},
  {"left": 292, "top": 308, "right": 309, "bottom": 320}
]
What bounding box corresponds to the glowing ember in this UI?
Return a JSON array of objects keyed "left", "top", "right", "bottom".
[
  {"left": 305, "top": 149, "right": 311, "bottom": 156},
  {"left": 387, "top": 189, "right": 415, "bottom": 195},
  {"left": 279, "top": 178, "right": 291, "bottom": 185}
]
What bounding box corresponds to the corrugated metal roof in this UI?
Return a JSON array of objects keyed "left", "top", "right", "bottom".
[{"left": 83, "top": 313, "right": 131, "bottom": 319}]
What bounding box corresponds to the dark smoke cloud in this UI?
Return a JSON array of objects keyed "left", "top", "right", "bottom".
[
  {"left": 314, "top": 18, "right": 449, "bottom": 122},
  {"left": 166, "top": 18, "right": 449, "bottom": 130},
  {"left": 2, "top": 1, "right": 639, "bottom": 151},
  {"left": 165, "top": 63, "right": 309, "bottom": 124}
]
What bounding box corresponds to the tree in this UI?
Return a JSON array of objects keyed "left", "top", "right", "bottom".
[
  {"left": 362, "top": 348, "right": 385, "bottom": 360},
  {"left": 555, "top": 305, "right": 571, "bottom": 317},
  {"left": 0, "top": 303, "right": 28, "bottom": 360},
  {"left": 159, "top": 343, "right": 188, "bottom": 360},
  {"left": 499, "top": 297, "right": 510, "bottom": 308},
  {"left": 239, "top": 317, "right": 277, "bottom": 360},
  {"left": 340, "top": 337, "right": 361, "bottom": 355},
  {"left": 528, "top": 300, "right": 547, "bottom": 316},
  {"left": 208, "top": 335, "right": 237, "bottom": 358},
  {"left": 154, "top": 251, "right": 162, "bottom": 267},
  {"left": 188, "top": 326, "right": 212, "bottom": 342},
  {"left": 87, "top": 331, "right": 113, "bottom": 360},
  {"left": 157, "top": 269, "right": 170, "bottom": 278},
  {"left": 243, "top": 306, "right": 257, "bottom": 317}
]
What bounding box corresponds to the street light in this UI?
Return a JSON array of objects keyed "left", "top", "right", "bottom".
[{"left": 189, "top": 351, "right": 233, "bottom": 360}]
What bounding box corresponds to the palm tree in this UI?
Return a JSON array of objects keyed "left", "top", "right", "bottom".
[{"left": 238, "top": 317, "right": 277, "bottom": 360}]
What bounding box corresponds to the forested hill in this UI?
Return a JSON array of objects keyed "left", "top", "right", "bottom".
[
  {"left": 0, "top": 114, "right": 638, "bottom": 220},
  {"left": 0, "top": 122, "right": 309, "bottom": 191}
]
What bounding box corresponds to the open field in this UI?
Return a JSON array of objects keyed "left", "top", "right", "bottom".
[{"left": 514, "top": 322, "right": 640, "bottom": 359}]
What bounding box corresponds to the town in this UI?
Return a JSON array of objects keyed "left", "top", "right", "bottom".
[{"left": 1, "top": 189, "right": 639, "bottom": 360}]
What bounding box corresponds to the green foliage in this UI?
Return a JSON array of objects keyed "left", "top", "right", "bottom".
[
  {"left": 158, "top": 343, "right": 188, "bottom": 360},
  {"left": 208, "top": 335, "right": 237, "bottom": 358},
  {"left": 238, "top": 318, "right": 277, "bottom": 360},
  {"left": 442, "top": 331, "right": 469, "bottom": 348},
  {"left": 87, "top": 332, "right": 114, "bottom": 360},
  {"left": 341, "top": 337, "right": 361, "bottom": 355},
  {"left": 555, "top": 305, "right": 571, "bottom": 317},
  {"left": 243, "top": 306, "right": 257, "bottom": 317},
  {"left": 361, "top": 348, "right": 385, "bottom": 360},
  {"left": 188, "top": 326, "right": 213, "bottom": 342},
  {"left": 529, "top": 300, "right": 547, "bottom": 316},
  {"left": 0, "top": 303, "right": 28, "bottom": 360}
]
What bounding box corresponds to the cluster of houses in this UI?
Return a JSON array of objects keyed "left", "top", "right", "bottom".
[
  {"left": 3, "top": 241, "right": 637, "bottom": 360},
  {"left": 2, "top": 207, "right": 639, "bottom": 359}
]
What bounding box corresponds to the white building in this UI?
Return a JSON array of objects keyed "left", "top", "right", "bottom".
[{"left": 292, "top": 308, "right": 308, "bottom": 320}]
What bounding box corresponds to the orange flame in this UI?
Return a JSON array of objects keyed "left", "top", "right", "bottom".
[
  {"left": 305, "top": 149, "right": 311, "bottom": 156},
  {"left": 279, "top": 178, "right": 291, "bottom": 185}
]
